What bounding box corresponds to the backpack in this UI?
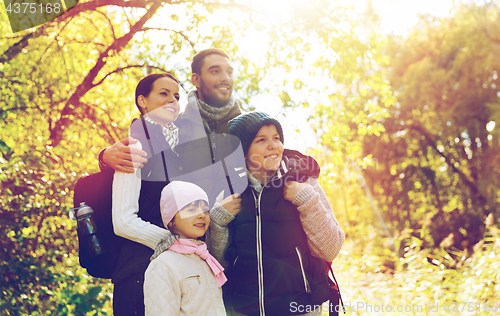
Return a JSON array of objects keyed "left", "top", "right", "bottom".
[
  {"left": 324, "top": 261, "right": 345, "bottom": 315},
  {"left": 72, "top": 169, "right": 125, "bottom": 278}
]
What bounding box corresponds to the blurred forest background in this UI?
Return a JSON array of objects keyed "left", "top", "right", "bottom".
[{"left": 1, "top": 0, "right": 499, "bottom": 314}]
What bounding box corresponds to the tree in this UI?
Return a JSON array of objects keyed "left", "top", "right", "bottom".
[
  {"left": 293, "top": 2, "right": 397, "bottom": 250},
  {"left": 0, "top": 0, "right": 262, "bottom": 313},
  {"left": 361, "top": 1, "right": 500, "bottom": 253},
  {"left": 1, "top": 0, "right": 386, "bottom": 313}
]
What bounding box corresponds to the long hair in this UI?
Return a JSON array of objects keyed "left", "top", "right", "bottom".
[{"left": 135, "top": 73, "right": 179, "bottom": 114}]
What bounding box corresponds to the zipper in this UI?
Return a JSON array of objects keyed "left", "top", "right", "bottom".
[
  {"left": 295, "top": 247, "right": 311, "bottom": 294},
  {"left": 252, "top": 163, "right": 289, "bottom": 316},
  {"left": 252, "top": 189, "right": 265, "bottom": 316},
  {"left": 185, "top": 275, "right": 201, "bottom": 284},
  {"left": 207, "top": 132, "right": 215, "bottom": 163},
  {"left": 211, "top": 133, "right": 217, "bottom": 150}
]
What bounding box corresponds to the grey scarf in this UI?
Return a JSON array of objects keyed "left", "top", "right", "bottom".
[
  {"left": 187, "top": 90, "right": 235, "bottom": 133},
  {"left": 150, "top": 233, "right": 178, "bottom": 261},
  {"left": 142, "top": 115, "right": 179, "bottom": 150}
]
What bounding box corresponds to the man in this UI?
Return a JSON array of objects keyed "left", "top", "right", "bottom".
[{"left": 99, "top": 48, "right": 243, "bottom": 210}]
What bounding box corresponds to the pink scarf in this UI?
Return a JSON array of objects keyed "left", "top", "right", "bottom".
[{"left": 169, "top": 239, "right": 227, "bottom": 287}]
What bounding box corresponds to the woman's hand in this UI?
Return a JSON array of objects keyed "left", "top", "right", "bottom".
[{"left": 284, "top": 181, "right": 310, "bottom": 201}]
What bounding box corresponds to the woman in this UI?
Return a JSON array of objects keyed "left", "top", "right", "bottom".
[
  {"left": 207, "top": 112, "right": 345, "bottom": 316},
  {"left": 111, "top": 73, "right": 182, "bottom": 315}
]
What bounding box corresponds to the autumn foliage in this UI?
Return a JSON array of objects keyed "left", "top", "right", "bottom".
[{"left": 1, "top": 0, "right": 499, "bottom": 314}]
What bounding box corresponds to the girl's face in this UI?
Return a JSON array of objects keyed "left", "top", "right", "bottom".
[
  {"left": 168, "top": 201, "right": 210, "bottom": 239},
  {"left": 138, "top": 77, "right": 180, "bottom": 126},
  {"left": 245, "top": 124, "right": 284, "bottom": 181}
]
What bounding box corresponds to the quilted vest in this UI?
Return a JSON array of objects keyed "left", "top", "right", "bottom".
[{"left": 226, "top": 150, "right": 333, "bottom": 316}]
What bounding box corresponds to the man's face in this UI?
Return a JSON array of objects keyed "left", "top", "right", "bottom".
[{"left": 192, "top": 54, "right": 235, "bottom": 107}]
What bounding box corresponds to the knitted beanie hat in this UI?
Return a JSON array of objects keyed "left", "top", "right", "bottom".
[
  {"left": 228, "top": 112, "right": 284, "bottom": 155},
  {"left": 160, "top": 181, "right": 209, "bottom": 226}
]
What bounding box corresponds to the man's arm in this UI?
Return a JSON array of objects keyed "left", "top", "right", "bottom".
[{"left": 99, "top": 137, "right": 148, "bottom": 173}]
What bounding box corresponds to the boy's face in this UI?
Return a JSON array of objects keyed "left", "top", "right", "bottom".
[
  {"left": 245, "top": 124, "right": 284, "bottom": 178},
  {"left": 168, "top": 201, "right": 210, "bottom": 239}
]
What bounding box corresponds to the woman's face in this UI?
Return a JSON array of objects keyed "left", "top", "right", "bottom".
[
  {"left": 138, "top": 77, "right": 180, "bottom": 126},
  {"left": 245, "top": 124, "right": 284, "bottom": 180}
]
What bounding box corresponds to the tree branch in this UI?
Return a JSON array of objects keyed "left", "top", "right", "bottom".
[
  {"left": 63, "top": 0, "right": 151, "bottom": 17},
  {"left": 49, "top": 0, "right": 163, "bottom": 146},
  {"left": 198, "top": 0, "right": 250, "bottom": 11},
  {"left": 79, "top": 102, "right": 119, "bottom": 144},
  {"left": 1, "top": 0, "right": 245, "bottom": 64},
  {"left": 478, "top": 2, "right": 500, "bottom": 46},
  {"left": 93, "top": 9, "right": 118, "bottom": 40},
  {"left": 37, "top": 16, "right": 74, "bottom": 65},
  {"left": 141, "top": 27, "right": 196, "bottom": 51},
  {"left": 0, "top": 27, "right": 46, "bottom": 64},
  {"left": 0, "top": 0, "right": 151, "bottom": 63},
  {"left": 91, "top": 65, "right": 150, "bottom": 87},
  {"left": 406, "top": 123, "right": 481, "bottom": 196}
]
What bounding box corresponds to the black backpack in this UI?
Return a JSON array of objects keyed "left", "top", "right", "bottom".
[{"left": 72, "top": 169, "right": 125, "bottom": 278}]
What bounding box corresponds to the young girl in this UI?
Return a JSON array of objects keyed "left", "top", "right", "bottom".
[
  {"left": 144, "top": 181, "right": 227, "bottom": 316},
  {"left": 111, "top": 73, "right": 182, "bottom": 315},
  {"left": 207, "top": 112, "right": 345, "bottom": 316}
]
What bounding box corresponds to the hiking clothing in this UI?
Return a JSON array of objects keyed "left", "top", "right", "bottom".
[
  {"left": 112, "top": 118, "right": 181, "bottom": 312},
  {"left": 206, "top": 149, "right": 345, "bottom": 316},
  {"left": 144, "top": 240, "right": 226, "bottom": 316}
]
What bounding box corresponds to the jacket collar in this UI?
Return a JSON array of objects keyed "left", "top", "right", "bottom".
[
  {"left": 247, "top": 149, "right": 320, "bottom": 190},
  {"left": 178, "top": 90, "right": 242, "bottom": 126}
]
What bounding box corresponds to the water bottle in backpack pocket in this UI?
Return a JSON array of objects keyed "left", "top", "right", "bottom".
[
  {"left": 72, "top": 170, "right": 125, "bottom": 279},
  {"left": 71, "top": 203, "right": 106, "bottom": 258}
]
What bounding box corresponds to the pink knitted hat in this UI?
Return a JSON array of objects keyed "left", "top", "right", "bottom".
[{"left": 160, "top": 181, "right": 209, "bottom": 226}]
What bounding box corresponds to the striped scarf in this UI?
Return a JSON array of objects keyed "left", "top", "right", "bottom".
[
  {"left": 143, "top": 115, "right": 179, "bottom": 150},
  {"left": 187, "top": 90, "right": 235, "bottom": 133}
]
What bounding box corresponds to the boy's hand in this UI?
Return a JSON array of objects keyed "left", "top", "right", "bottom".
[
  {"left": 103, "top": 137, "right": 148, "bottom": 173},
  {"left": 220, "top": 193, "right": 242, "bottom": 216},
  {"left": 284, "top": 181, "right": 310, "bottom": 202}
]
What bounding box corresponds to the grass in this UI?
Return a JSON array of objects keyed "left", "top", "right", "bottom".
[{"left": 329, "top": 224, "right": 500, "bottom": 315}]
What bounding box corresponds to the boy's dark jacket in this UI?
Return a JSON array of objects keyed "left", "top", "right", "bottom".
[{"left": 225, "top": 149, "right": 334, "bottom": 316}]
